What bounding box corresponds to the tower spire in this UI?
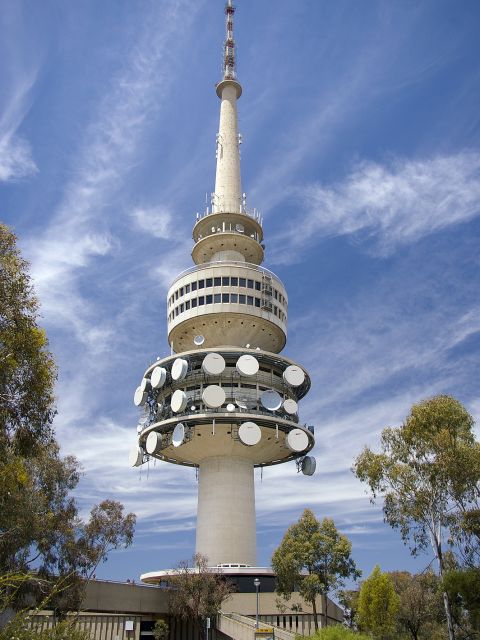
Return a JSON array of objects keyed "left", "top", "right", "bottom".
[
  {"left": 214, "top": 0, "right": 243, "bottom": 214},
  {"left": 223, "top": 0, "right": 237, "bottom": 80}
]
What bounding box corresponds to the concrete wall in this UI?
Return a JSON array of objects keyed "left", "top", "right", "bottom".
[
  {"left": 28, "top": 580, "right": 343, "bottom": 639},
  {"left": 82, "top": 580, "right": 169, "bottom": 614}
]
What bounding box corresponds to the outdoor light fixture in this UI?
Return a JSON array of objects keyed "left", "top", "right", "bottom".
[{"left": 254, "top": 578, "right": 260, "bottom": 628}]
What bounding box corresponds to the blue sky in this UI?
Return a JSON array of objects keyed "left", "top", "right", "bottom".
[{"left": 1, "top": 0, "right": 480, "bottom": 584}]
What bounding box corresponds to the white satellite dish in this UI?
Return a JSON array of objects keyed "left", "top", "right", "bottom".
[
  {"left": 283, "top": 365, "right": 305, "bottom": 387},
  {"left": 151, "top": 366, "right": 167, "bottom": 389},
  {"left": 140, "top": 377, "right": 151, "bottom": 392},
  {"left": 283, "top": 398, "right": 298, "bottom": 415},
  {"left": 146, "top": 432, "right": 162, "bottom": 455},
  {"left": 133, "top": 386, "right": 147, "bottom": 407},
  {"left": 172, "top": 358, "right": 188, "bottom": 380},
  {"left": 235, "top": 223, "right": 244, "bottom": 233},
  {"left": 171, "top": 390, "right": 188, "bottom": 413},
  {"left": 136, "top": 425, "right": 143, "bottom": 434},
  {"left": 236, "top": 354, "right": 259, "bottom": 376},
  {"left": 172, "top": 423, "right": 185, "bottom": 447},
  {"left": 194, "top": 335, "right": 205, "bottom": 346},
  {"left": 302, "top": 456, "right": 316, "bottom": 476},
  {"left": 238, "top": 421, "right": 261, "bottom": 446},
  {"left": 236, "top": 398, "right": 248, "bottom": 409},
  {"left": 202, "top": 352, "right": 226, "bottom": 375},
  {"left": 202, "top": 385, "right": 226, "bottom": 408},
  {"left": 129, "top": 446, "right": 144, "bottom": 467},
  {"left": 260, "top": 390, "right": 282, "bottom": 411},
  {"left": 226, "top": 403, "right": 235, "bottom": 412},
  {"left": 286, "top": 428, "right": 309, "bottom": 452}
]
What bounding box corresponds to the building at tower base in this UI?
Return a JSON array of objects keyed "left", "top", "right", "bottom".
[{"left": 27, "top": 577, "right": 343, "bottom": 639}]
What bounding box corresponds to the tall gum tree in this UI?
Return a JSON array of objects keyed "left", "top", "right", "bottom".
[
  {"left": 0, "top": 223, "right": 56, "bottom": 454},
  {"left": 0, "top": 224, "right": 136, "bottom": 614},
  {"left": 271, "top": 509, "right": 360, "bottom": 630},
  {"left": 353, "top": 394, "right": 479, "bottom": 640}
]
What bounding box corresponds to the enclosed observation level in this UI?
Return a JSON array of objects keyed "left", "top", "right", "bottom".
[{"left": 131, "top": 0, "right": 316, "bottom": 570}]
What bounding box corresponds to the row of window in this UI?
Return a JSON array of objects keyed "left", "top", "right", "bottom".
[
  {"left": 168, "top": 294, "right": 287, "bottom": 323},
  {"left": 168, "top": 276, "right": 287, "bottom": 308}
]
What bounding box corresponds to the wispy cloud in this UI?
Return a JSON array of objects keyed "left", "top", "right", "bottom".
[
  {"left": 0, "top": 74, "right": 38, "bottom": 181},
  {"left": 273, "top": 152, "right": 480, "bottom": 259},
  {"left": 131, "top": 206, "right": 173, "bottom": 239},
  {"left": 22, "top": 1, "right": 201, "bottom": 359},
  {"left": 18, "top": 1, "right": 204, "bottom": 496}
]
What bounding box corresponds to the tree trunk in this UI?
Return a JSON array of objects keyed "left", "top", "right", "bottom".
[
  {"left": 324, "top": 593, "right": 328, "bottom": 627},
  {"left": 431, "top": 524, "right": 455, "bottom": 640},
  {"left": 312, "top": 596, "right": 318, "bottom": 631},
  {"left": 442, "top": 590, "right": 456, "bottom": 640}
]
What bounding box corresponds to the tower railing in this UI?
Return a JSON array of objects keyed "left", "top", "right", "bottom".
[
  {"left": 196, "top": 204, "right": 263, "bottom": 226},
  {"left": 171, "top": 261, "right": 283, "bottom": 287}
]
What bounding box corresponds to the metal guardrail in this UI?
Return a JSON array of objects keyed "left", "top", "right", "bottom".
[
  {"left": 218, "top": 612, "right": 297, "bottom": 640},
  {"left": 171, "top": 261, "right": 282, "bottom": 287}
]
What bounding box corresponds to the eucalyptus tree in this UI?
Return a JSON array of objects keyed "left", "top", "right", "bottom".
[
  {"left": 271, "top": 509, "right": 360, "bottom": 630},
  {"left": 168, "top": 554, "right": 234, "bottom": 640},
  {"left": 0, "top": 224, "right": 136, "bottom": 614},
  {"left": 353, "top": 394, "right": 480, "bottom": 640}
]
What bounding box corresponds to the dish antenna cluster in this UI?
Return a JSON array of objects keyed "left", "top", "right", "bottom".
[{"left": 130, "top": 0, "right": 316, "bottom": 569}]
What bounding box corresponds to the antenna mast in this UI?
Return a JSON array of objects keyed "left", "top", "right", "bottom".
[{"left": 223, "top": 0, "right": 237, "bottom": 80}]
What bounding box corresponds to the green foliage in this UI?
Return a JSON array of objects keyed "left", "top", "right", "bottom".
[
  {"left": 354, "top": 395, "right": 477, "bottom": 558},
  {"left": 307, "top": 625, "right": 370, "bottom": 639},
  {"left": 75, "top": 500, "right": 137, "bottom": 575},
  {"left": 153, "top": 618, "right": 169, "bottom": 640},
  {"left": 272, "top": 509, "right": 360, "bottom": 631},
  {"left": 0, "top": 573, "right": 91, "bottom": 639},
  {"left": 0, "top": 224, "right": 136, "bottom": 615},
  {"left": 337, "top": 589, "right": 360, "bottom": 630},
  {"left": 443, "top": 567, "right": 480, "bottom": 632},
  {"left": 0, "top": 617, "right": 92, "bottom": 640},
  {"left": 390, "top": 570, "right": 445, "bottom": 639},
  {"left": 353, "top": 395, "right": 480, "bottom": 640},
  {"left": 168, "top": 554, "right": 233, "bottom": 639},
  {"left": 0, "top": 441, "right": 79, "bottom": 575},
  {"left": 0, "top": 224, "right": 57, "bottom": 454},
  {"left": 357, "top": 565, "right": 400, "bottom": 639}
]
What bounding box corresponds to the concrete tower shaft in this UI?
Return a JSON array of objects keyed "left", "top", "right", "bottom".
[
  {"left": 214, "top": 81, "right": 242, "bottom": 215},
  {"left": 196, "top": 456, "right": 256, "bottom": 566}
]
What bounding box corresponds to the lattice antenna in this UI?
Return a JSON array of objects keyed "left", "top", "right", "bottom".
[{"left": 223, "top": 0, "right": 237, "bottom": 80}]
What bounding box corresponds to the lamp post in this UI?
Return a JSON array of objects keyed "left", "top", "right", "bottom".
[{"left": 254, "top": 578, "right": 260, "bottom": 629}]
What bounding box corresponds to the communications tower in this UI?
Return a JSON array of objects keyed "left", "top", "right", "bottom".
[{"left": 130, "top": 0, "right": 316, "bottom": 570}]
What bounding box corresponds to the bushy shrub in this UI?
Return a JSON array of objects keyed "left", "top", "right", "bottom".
[
  {"left": 306, "top": 625, "right": 370, "bottom": 639},
  {"left": 0, "top": 617, "right": 91, "bottom": 640}
]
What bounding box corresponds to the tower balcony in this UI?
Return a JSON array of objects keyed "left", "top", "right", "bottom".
[
  {"left": 192, "top": 211, "right": 264, "bottom": 265},
  {"left": 134, "top": 347, "right": 313, "bottom": 469},
  {"left": 167, "top": 262, "right": 287, "bottom": 353}
]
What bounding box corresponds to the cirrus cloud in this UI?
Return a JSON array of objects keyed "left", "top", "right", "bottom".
[{"left": 272, "top": 151, "right": 480, "bottom": 259}]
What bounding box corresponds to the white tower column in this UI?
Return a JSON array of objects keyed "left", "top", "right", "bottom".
[
  {"left": 214, "top": 82, "right": 242, "bottom": 214},
  {"left": 196, "top": 455, "right": 256, "bottom": 566}
]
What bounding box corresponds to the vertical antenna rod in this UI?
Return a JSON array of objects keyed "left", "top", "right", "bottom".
[{"left": 224, "top": 0, "right": 237, "bottom": 80}]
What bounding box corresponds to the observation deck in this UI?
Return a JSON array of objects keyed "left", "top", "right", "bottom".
[
  {"left": 167, "top": 262, "right": 287, "bottom": 353},
  {"left": 192, "top": 210, "right": 264, "bottom": 265}
]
